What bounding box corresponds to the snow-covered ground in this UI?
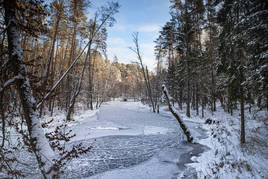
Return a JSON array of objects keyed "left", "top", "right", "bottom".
[
  {"left": 169, "top": 103, "right": 268, "bottom": 178},
  {"left": 2, "top": 100, "right": 267, "bottom": 178},
  {"left": 187, "top": 106, "right": 268, "bottom": 178}
]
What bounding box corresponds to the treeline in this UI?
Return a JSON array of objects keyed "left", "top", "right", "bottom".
[
  {"left": 153, "top": 0, "right": 267, "bottom": 143},
  {"left": 0, "top": 0, "right": 146, "bottom": 121},
  {"left": 0, "top": 0, "right": 149, "bottom": 177}
]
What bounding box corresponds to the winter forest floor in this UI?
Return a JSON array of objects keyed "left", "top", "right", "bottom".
[{"left": 2, "top": 100, "right": 268, "bottom": 178}]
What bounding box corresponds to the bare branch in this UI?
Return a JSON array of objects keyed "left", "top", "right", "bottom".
[{"left": 0, "top": 75, "right": 23, "bottom": 94}]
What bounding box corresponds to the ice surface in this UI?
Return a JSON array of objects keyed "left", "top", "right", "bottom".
[{"left": 57, "top": 101, "right": 207, "bottom": 178}]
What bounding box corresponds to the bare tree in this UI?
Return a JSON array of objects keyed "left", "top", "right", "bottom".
[{"left": 130, "top": 32, "right": 155, "bottom": 112}]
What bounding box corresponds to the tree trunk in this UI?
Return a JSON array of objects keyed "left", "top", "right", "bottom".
[
  {"left": 192, "top": 84, "right": 195, "bottom": 110},
  {"left": 4, "top": 0, "right": 55, "bottom": 177},
  {"left": 0, "top": 92, "right": 5, "bottom": 148},
  {"left": 66, "top": 40, "right": 91, "bottom": 120},
  {"left": 239, "top": 63, "right": 245, "bottom": 143},
  {"left": 186, "top": 48, "right": 191, "bottom": 117},
  {"left": 0, "top": 54, "right": 6, "bottom": 147},
  {"left": 88, "top": 49, "right": 94, "bottom": 110},
  {"left": 66, "top": 0, "right": 78, "bottom": 111},
  {"left": 146, "top": 66, "right": 155, "bottom": 112},
  {"left": 202, "top": 97, "right": 204, "bottom": 118},
  {"left": 162, "top": 85, "right": 193, "bottom": 143},
  {"left": 240, "top": 87, "right": 245, "bottom": 144},
  {"left": 131, "top": 33, "right": 155, "bottom": 112},
  {"left": 266, "top": 94, "right": 268, "bottom": 111},
  {"left": 196, "top": 83, "right": 199, "bottom": 115},
  {"left": 43, "top": 9, "right": 61, "bottom": 89},
  {"left": 179, "top": 89, "right": 183, "bottom": 110},
  {"left": 186, "top": 74, "right": 190, "bottom": 117}
]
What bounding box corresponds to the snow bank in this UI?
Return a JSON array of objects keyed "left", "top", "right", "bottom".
[{"left": 188, "top": 106, "right": 268, "bottom": 178}]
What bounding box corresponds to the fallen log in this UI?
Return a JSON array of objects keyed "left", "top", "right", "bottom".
[{"left": 162, "top": 85, "right": 193, "bottom": 143}]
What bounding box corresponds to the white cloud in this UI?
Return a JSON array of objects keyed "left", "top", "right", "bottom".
[
  {"left": 107, "top": 37, "right": 127, "bottom": 46},
  {"left": 137, "top": 24, "right": 161, "bottom": 33},
  {"left": 143, "top": 58, "right": 156, "bottom": 71},
  {"left": 140, "top": 43, "right": 156, "bottom": 70},
  {"left": 112, "top": 24, "right": 161, "bottom": 33},
  {"left": 112, "top": 24, "right": 128, "bottom": 31}
]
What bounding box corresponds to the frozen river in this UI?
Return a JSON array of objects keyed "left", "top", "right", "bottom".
[{"left": 61, "top": 101, "right": 207, "bottom": 179}]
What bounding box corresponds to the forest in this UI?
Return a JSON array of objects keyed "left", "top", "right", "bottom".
[{"left": 0, "top": 0, "right": 267, "bottom": 178}]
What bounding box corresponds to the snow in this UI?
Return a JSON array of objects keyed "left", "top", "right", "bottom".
[
  {"left": 3, "top": 100, "right": 267, "bottom": 178},
  {"left": 65, "top": 101, "right": 177, "bottom": 140},
  {"left": 186, "top": 105, "right": 268, "bottom": 178},
  {"left": 0, "top": 75, "right": 22, "bottom": 93},
  {"left": 39, "top": 101, "right": 206, "bottom": 178},
  {"left": 90, "top": 127, "right": 121, "bottom": 130},
  {"left": 88, "top": 150, "right": 181, "bottom": 179},
  {"left": 5, "top": 14, "right": 56, "bottom": 176},
  {"left": 143, "top": 126, "right": 170, "bottom": 135}
]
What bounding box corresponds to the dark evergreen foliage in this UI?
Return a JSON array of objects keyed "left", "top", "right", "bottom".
[{"left": 155, "top": 0, "right": 268, "bottom": 144}]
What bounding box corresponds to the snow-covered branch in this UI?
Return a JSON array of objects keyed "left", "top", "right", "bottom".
[
  {"left": 162, "top": 84, "right": 193, "bottom": 143},
  {"left": 0, "top": 75, "right": 22, "bottom": 94}
]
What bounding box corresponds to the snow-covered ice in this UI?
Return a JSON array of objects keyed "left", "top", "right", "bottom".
[{"left": 56, "top": 101, "right": 207, "bottom": 178}]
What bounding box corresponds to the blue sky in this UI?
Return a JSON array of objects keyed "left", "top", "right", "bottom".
[{"left": 90, "top": 0, "right": 171, "bottom": 70}]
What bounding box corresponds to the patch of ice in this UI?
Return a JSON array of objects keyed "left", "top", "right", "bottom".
[
  {"left": 87, "top": 153, "right": 180, "bottom": 179},
  {"left": 143, "top": 126, "right": 170, "bottom": 135},
  {"left": 90, "top": 127, "right": 120, "bottom": 130}
]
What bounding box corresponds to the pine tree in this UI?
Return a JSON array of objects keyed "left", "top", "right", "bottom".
[{"left": 215, "top": 0, "right": 268, "bottom": 143}]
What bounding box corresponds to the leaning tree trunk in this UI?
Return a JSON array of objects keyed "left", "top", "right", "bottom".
[
  {"left": 88, "top": 50, "right": 94, "bottom": 110},
  {"left": 4, "top": 0, "right": 55, "bottom": 177},
  {"left": 162, "top": 85, "right": 193, "bottom": 143},
  {"left": 66, "top": 42, "right": 90, "bottom": 121}
]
